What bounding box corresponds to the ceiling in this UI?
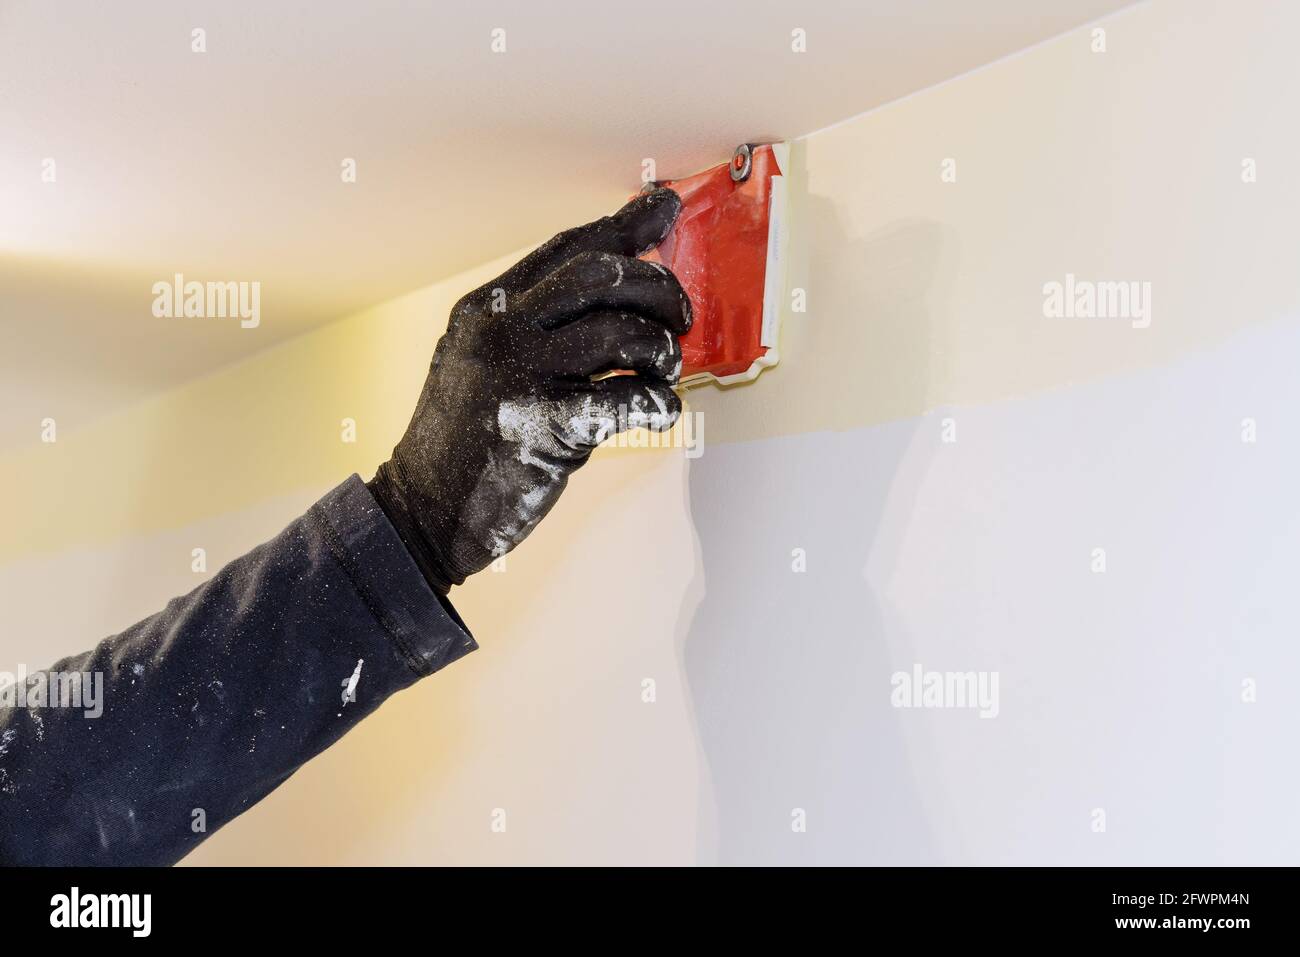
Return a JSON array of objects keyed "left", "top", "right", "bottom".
[{"left": 0, "top": 0, "right": 1139, "bottom": 449}]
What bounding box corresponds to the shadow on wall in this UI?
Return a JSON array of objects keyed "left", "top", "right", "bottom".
[{"left": 676, "top": 164, "right": 959, "bottom": 863}]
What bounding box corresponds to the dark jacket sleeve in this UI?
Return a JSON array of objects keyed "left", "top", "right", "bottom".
[{"left": 0, "top": 475, "right": 477, "bottom": 866}]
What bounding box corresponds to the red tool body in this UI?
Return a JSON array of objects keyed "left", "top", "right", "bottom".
[{"left": 641, "top": 143, "right": 789, "bottom": 386}]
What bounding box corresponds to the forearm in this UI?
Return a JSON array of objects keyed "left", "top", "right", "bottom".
[{"left": 0, "top": 475, "right": 474, "bottom": 866}]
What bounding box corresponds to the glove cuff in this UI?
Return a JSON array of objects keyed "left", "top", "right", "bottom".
[{"left": 366, "top": 460, "right": 460, "bottom": 596}]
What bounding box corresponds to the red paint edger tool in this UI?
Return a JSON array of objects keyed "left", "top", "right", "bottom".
[{"left": 640, "top": 143, "right": 790, "bottom": 386}]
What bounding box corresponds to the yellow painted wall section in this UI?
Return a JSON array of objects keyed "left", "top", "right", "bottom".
[{"left": 4, "top": 0, "right": 1296, "bottom": 563}]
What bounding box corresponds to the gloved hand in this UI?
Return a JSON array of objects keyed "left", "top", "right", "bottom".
[{"left": 368, "top": 187, "right": 691, "bottom": 593}]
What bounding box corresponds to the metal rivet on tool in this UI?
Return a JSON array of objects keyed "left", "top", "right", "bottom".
[{"left": 730, "top": 143, "right": 753, "bottom": 183}]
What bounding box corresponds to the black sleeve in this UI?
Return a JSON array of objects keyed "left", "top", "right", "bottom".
[{"left": 0, "top": 475, "right": 477, "bottom": 865}]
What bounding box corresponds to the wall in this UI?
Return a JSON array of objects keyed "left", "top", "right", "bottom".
[{"left": 2, "top": 0, "right": 1297, "bottom": 863}]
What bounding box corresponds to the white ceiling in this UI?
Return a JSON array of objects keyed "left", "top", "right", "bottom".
[{"left": 0, "top": 0, "right": 1138, "bottom": 449}]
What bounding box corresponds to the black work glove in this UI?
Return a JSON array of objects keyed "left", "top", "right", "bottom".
[{"left": 368, "top": 187, "right": 691, "bottom": 593}]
